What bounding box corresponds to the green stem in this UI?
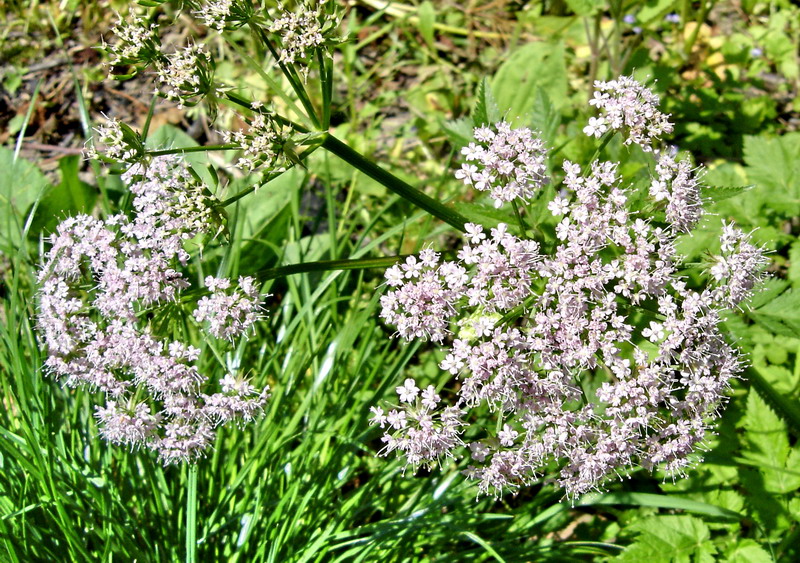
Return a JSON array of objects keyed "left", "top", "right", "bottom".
[
  {"left": 254, "top": 25, "right": 320, "bottom": 129},
  {"left": 321, "top": 134, "right": 468, "bottom": 232},
  {"left": 511, "top": 200, "right": 529, "bottom": 237},
  {"left": 147, "top": 144, "right": 239, "bottom": 156},
  {"left": 683, "top": 0, "right": 714, "bottom": 58},
  {"left": 140, "top": 97, "right": 158, "bottom": 141},
  {"left": 185, "top": 464, "right": 198, "bottom": 563},
  {"left": 582, "top": 130, "right": 616, "bottom": 175},
  {"left": 253, "top": 255, "right": 408, "bottom": 282},
  {"left": 317, "top": 47, "right": 333, "bottom": 129}
]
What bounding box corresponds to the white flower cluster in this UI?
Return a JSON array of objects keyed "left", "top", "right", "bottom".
[
  {"left": 85, "top": 116, "right": 141, "bottom": 163},
  {"left": 155, "top": 43, "right": 214, "bottom": 108},
  {"left": 585, "top": 75, "right": 674, "bottom": 151},
  {"left": 268, "top": 3, "right": 325, "bottom": 66},
  {"left": 373, "top": 77, "right": 768, "bottom": 499},
  {"left": 220, "top": 111, "right": 289, "bottom": 172},
  {"left": 455, "top": 122, "right": 549, "bottom": 207},
  {"left": 104, "top": 11, "right": 160, "bottom": 68},
  {"left": 36, "top": 157, "right": 268, "bottom": 464}
]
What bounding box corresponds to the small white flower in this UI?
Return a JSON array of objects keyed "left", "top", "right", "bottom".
[
  {"left": 396, "top": 378, "right": 420, "bottom": 404},
  {"left": 583, "top": 116, "right": 607, "bottom": 138},
  {"left": 548, "top": 196, "right": 570, "bottom": 216}
]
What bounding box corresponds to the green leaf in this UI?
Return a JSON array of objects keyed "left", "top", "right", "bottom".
[
  {"left": 27, "top": 156, "right": 97, "bottom": 239},
  {"left": 491, "top": 41, "right": 568, "bottom": 126},
  {"left": 747, "top": 278, "right": 789, "bottom": 309},
  {"left": 742, "top": 387, "right": 789, "bottom": 467},
  {"left": 452, "top": 202, "right": 517, "bottom": 232},
  {"left": 578, "top": 492, "right": 742, "bottom": 521},
  {"left": 417, "top": 1, "right": 436, "bottom": 49},
  {"left": 440, "top": 117, "right": 474, "bottom": 148},
  {"left": 145, "top": 124, "right": 215, "bottom": 188},
  {"left": 743, "top": 133, "right": 800, "bottom": 211},
  {"left": 618, "top": 515, "right": 715, "bottom": 563},
  {"left": 789, "top": 240, "right": 800, "bottom": 286},
  {"left": 0, "top": 147, "right": 49, "bottom": 248},
  {"left": 748, "top": 287, "right": 800, "bottom": 338},
  {"left": 700, "top": 184, "right": 754, "bottom": 204},
  {"left": 472, "top": 77, "right": 500, "bottom": 128},
  {"left": 724, "top": 540, "right": 774, "bottom": 563},
  {"left": 564, "top": 0, "right": 603, "bottom": 16},
  {"left": 528, "top": 87, "right": 560, "bottom": 150}
]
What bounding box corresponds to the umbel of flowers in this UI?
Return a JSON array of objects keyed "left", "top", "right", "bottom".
[
  {"left": 372, "top": 77, "right": 768, "bottom": 499},
  {"left": 36, "top": 156, "right": 268, "bottom": 464}
]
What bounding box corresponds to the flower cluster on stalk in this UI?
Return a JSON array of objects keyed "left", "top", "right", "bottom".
[
  {"left": 103, "top": 10, "right": 215, "bottom": 108},
  {"left": 373, "top": 77, "right": 768, "bottom": 499},
  {"left": 266, "top": 1, "right": 339, "bottom": 70},
  {"left": 219, "top": 109, "right": 292, "bottom": 172},
  {"left": 36, "top": 156, "right": 268, "bottom": 464},
  {"left": 455, "top": 122, "right": 549, "bottom": 208}
]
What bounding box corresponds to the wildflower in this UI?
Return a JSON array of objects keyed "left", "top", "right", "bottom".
[
  {"left": 589, "top": 75, "right": 673, "bottom": 151},
  {"left": 708, "top": 223, "right": 769, "bottom": 308},
  {"left": 193, "top": 276, "right": 264, "bottom": 340},
  {"left": 36, "top": 156, "right": 268, "bottom": 464},
  {"left": 155, "top": 43, "right": 215, "bottom": 108},
  {"left": 84, "top": 116, "right": 144, "bottom": 163},
  {"left": 651, "top": 152, "right": 703, "bottom": 232},
  {"left": 220, "top": 111, "right": 291, "bottom": 172},
  {"left": 455, "top": 121, "right": 549, "bottom": 207},
  {"left": 268, "top": 3, "right": 326, "bottom": 67},
  {"left": 372, "top": 78, "right": 767, "bottom": 499},
  {"left": 103, "top": 11, "right": 161, "bottom": 72},
  {"left": 195, "top": 0, "right": 254, "bottom": 30}
]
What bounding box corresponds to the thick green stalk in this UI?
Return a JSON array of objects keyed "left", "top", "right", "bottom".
[
  {"left": 254, "top": 26, "right": 320, "bottom": 129},
  {"left": 254, "top": 255, "right": 407, "bottom": 282},
  {"left": 321, "top": 134, "right": 468, "bottom": 232},
  {"left": 185, "top": 464, "right": 198, "bottom": 563},
  {"left": 147, "top": 144, "right": 239, "bottom": 157}
]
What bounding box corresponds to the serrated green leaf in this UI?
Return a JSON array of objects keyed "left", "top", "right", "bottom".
[
  {"left": 700, "top": 184, "right": 753, "bottom": 204},
  {"left": 742, "top": 387, "right": 790, "bottom": 465},
  {"left": 528, "top": 87, "right": 560, "bottom": 150},
  {"left": 748, "top": 278, "right": 790, "bottom": 310},
  {"left": 749, "top": 288, "right": 800, "bottom": 338},
  {"left": 743, "top": 133, "right": 800, "bottom": 211},
  {"left": 440, "top": 117, "right": 474, "bottom": 147},
  {"left": 740, "top": 386, "right": 800, "bottom": 492},
  {"left": 724, "top": 539, "right": 774, "bottom": 563},
  {"left": 618, "top": 515, "right": 715, "bottom": 563},
  {"left": 472, "top": 77, "right": 500, "bottom": 127}
]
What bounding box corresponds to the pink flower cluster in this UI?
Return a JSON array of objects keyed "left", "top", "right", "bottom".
[
  {"left": 455, "top": 122, "right": 549, "bottom": 207},
  {"left": 36, "top": 156, "right": 268, "bottom": 464},
  {"left": 585, "top": 75, "right": 674, "bottom": 151},
  {"left": 373, "top": 78, "right": 767, "bottom": 499},
  {"left": 194, "top": 275, "right": 263, "bottom": 340}
]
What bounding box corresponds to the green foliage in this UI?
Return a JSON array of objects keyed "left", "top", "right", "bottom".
[
  {"left": 2, "top": 0, "right": 800, "bottom": 561},
  {"left": 0, "top": 147, "right": 49, "bottom": 249},
  {"left": 617, "top": 515, "right": 717, "bottom": 562}
]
